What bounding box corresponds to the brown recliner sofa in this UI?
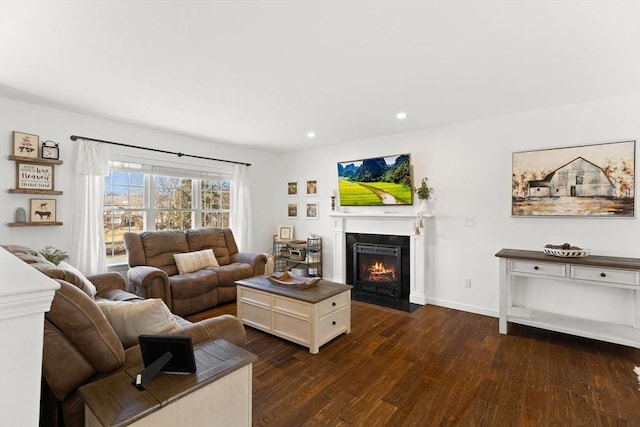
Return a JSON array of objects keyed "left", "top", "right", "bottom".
[
  {"left": 124, "top": 228, "right": 267, "bottom": 316},
  {"left": 3, "top": 245, "right": 246, "bottom": 427}
]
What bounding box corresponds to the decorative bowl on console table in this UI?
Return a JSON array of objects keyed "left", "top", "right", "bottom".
[{"left": 542, "top": 246, "right": 590, "bottom": 257}]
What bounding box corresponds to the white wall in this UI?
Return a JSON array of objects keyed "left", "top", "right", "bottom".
[
  {"left": 2, "top": 94, "right": 639, "bottom": 321},
  {"left": 279, "top": 94, "right": 640, "bottom": 319},
  {"left": 0, "top": 97, "right": 279, "bottom": 259}
]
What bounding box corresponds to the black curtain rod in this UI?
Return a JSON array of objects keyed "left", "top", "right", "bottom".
[{"left": 69, "top": 135, "right": 251, "bottom": 167}]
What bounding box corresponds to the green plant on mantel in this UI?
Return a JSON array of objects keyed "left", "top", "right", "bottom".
[
  {"left": 415, "top": 177, "right": 434, "bottom": 200},
  {"left": 39, "top": 246, "right": 69, "bottom": 265}
]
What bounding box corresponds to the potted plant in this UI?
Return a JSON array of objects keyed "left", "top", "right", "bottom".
[
  {"left": 39, "top": 246, "right": 69, "bottom": 265},
  {"left": 415, "top": 177, "right": 434, "bottom": 212}
]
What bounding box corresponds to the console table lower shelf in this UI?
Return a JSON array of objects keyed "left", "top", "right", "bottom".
[
  {"left": 496, "top": 248, "right": 640, "bottom": 348},
  {"left": 236, "top": 276, "right": 352, "bottom": 354},
  {"left": 79, "top": 339, "right": 256, "bottom": 427}
]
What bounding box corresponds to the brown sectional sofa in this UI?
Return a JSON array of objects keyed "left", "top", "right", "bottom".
[
  {"left": 2, "top": 244, "right": 247, "bottom": 427},
  {"left": 124, "top": 228, "right": 267, "bottom": 316}
]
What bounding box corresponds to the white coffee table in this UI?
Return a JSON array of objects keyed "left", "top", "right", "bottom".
[{"left": 236, "top": 276, "right": 352, "bottom": 354}]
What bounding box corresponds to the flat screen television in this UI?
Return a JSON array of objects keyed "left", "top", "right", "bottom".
[{"left": 337, "top": 153, "right": 413, "bottom": 206}]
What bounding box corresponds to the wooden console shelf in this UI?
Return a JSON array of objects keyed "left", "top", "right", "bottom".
[{"left": 495, "top": 248, "right": 640, "bottom": 348}]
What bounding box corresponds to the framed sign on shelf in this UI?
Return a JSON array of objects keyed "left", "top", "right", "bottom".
[
  {"left": 30, "top": 198, "right": 56, "bottom": 222},
  {"left": 278, "top": 225, "right": 294, "bottom": 241},
  {"left": 16, "top": 162, "right": 54, "bottom": 190},
  {"left": 16, "top": 162, "right": 54, "bottom": 191},
  {"left": 12, "top": 131, "right": 39, "bottom": 159}
]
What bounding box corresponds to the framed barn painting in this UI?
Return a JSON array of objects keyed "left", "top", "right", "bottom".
[{"left": 512, "top": 140, "right": 635, "bottom": 217}]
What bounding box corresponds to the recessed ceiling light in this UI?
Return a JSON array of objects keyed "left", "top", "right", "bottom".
[
  {"left": 396, "top": 112, "right": 407, "bottom": 120},
  {"left": 307, "top": 132, "right": 316, "bottom": 138}
]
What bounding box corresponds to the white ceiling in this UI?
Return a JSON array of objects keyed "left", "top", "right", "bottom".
[{"left": 1, "top": 1, "right": 639, "bottom": 153}]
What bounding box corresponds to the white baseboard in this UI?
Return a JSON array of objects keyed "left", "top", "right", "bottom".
[{"left": 426, "top": 297, "right": 498, "bottom": 319}]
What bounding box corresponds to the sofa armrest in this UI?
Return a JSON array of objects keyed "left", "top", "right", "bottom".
[
  {"left": 174, "top": 314, "right": 246, "bottom": 347},
  {"left": 87, "top": 272, "right": 126, "bottom": 293},
  {"left": 127, "top": 266, "right": 172, "bottom": 311},
  {"left": 231, "top": 252, "right": 268, "bottom": 276}
]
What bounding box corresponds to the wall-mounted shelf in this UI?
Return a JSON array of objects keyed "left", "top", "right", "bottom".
[
  {"left": 8, "top": 189, "right": 63, "bottom": 195},
  {"left": 6, "top": 149, "right": 64, "bottom": 218},
  {"left": 8, "top": 222, "right": 63, "bottom": 227},
  {"left": 7, "top": 155, "right": 63, "bottom": 165}
]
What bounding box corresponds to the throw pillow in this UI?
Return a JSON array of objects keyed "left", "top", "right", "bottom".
[
  {"left": 173, "top": 249, "right": 219, "bottom": 274},
  {"left": 58, "top": 261, "right": 98, "bottom": 299},
  {"left": 96, "top": 298, "right": 181, "bottom": 348}
]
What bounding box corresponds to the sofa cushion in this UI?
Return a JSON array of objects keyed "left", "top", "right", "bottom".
[
  {"left": 45, "top": 281, "right": 125, "bottom": 372},
  {"left": 174, "top": 249, "right": 219, "bottom": 274},
  {"left": 209, "top": 262, "right": 255, "bottom": 287},
  {"left": 96, "top": 298, "right": 182, "bottom": 348},
  {"left": 58, "top": 261, "right": 98, "bottom": 298},
  {"left": 32, "top": 262, "right": 97, "bottom": 299},
  {"left": 140, "top": 230, "right": 189, "bottom": 275},
  {"left": 186, "top": 228, "right": 233, "bottom": 266},
  {"left": 169, "top": 269, "right": 219, "bottom": 298},
  {"left": 43, "top": 320, "right": 97, "bottom": 401}
]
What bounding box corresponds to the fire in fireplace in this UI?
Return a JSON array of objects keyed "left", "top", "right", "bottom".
[
  {"left": 365, "top": 261, "right": 396, "bottom": 282},
  {"left": 355, "top": 243, "right": 402, "bottom": 298},
  {"left": 346, "top": 233, "right": 414, "bottom": 312}
]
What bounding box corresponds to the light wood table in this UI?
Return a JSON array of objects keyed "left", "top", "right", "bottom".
[
  {"left": 79, "top": 339, "right": 256, "bottom": 427},
  {"left": 496, "top": 248, "right": 640, "bottom": 348},
  {"left": 236, "top": 276, "right": 352, "bottom": 354}
]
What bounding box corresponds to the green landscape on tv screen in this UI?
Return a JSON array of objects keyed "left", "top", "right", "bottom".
[{"left": 337, "top": 153, "right": 413, "bottom": 206}]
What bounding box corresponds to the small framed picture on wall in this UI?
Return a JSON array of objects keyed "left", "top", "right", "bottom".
[
  {"left": 306, "top": 179, "right": 318, "bottom": 196},
  {"left": 287, "top": 203, "right": 298, "bottom": 219},
  {"left": 306, "top": 202, "right": 318, "bottom": 219},
  {"left": 287, "top": 181, "right": 298, "bottom": 196}
]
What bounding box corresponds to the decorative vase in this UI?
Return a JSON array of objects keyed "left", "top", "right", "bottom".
[
  {"left": 419, "top": 198, "right": 429, "bottom": 214},
  {"left": 15, "top": 207, "right": 26, "bottom": 223}
]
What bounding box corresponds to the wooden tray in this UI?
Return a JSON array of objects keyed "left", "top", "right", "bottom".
[{"left": 268, "top": 272, "right": 321, "bottom": 289}]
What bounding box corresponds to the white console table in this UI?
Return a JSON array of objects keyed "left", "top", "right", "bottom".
[{"left": 495, "top": 249, "right": 640, "bottom": 348}]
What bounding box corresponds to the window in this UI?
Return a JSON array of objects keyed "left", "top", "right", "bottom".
[{"left": 104, "top": 161, "right": 232, "bottom": 262}]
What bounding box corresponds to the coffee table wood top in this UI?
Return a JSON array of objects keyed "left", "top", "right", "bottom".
[{"left": 236, "top": 275, "right": 352, "bottom": 303}]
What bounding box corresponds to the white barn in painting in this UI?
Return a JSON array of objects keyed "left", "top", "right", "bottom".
[{"left": 528, "top": 157, "right": 614, "bottom": 198}]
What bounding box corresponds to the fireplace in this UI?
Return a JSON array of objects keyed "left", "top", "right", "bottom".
[
  {"left": 329, "top": 211, "right": 428, "bottom": 308},
  {"left": 354, "top": 244, "right": 401, "bottom": 297},
  {"left": 347, "top": 233, "right": 415, "bottom": 312}
]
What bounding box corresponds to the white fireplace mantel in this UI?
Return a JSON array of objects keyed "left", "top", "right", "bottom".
[{"left": 328, "top": 211, "right": 431, "bottom": 305}]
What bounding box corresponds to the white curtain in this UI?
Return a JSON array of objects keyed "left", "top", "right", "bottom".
[
  {"left": 71, "top": 141, "right": 110, "bottom": 274},
  {"left": 231, "top": 164, "right": 251, "bottom": 251}
]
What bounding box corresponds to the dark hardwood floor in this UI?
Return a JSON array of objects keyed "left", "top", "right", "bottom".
[{"left": 187, "top": 301, "right": 640, "bottom": 426}]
